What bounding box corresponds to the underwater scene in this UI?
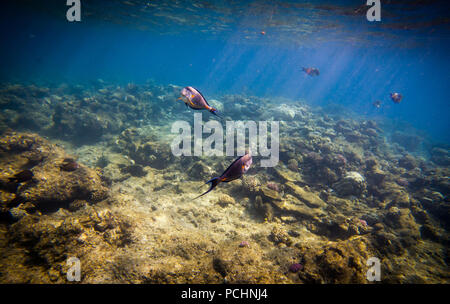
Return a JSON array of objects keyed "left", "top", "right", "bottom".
[{"left": 0, "top": 0, "right": 449, "bottom": 285}]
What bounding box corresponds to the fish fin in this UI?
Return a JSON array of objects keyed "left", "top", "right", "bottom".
[
  {"left": 210, "top": 108, "right": 222, "bottom": 119},
  {"left": 188, "top": 99, "right": 204, "bottom": 110},
  {"left": 221, "top": 176, "right": 240, "bottom": 183},
  {"left": 193, "top": 177, "right": 221, "bottom": 200}
]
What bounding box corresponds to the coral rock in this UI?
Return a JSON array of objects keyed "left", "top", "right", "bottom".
[
  {"left": 217, "top": 194, "right": 235, "bottom": 207},
  {"left": 284, "top": 182, "right": 326, "bottom": 208},
  {"left": 333, "top": 171, "right": 366, "bottom": 197}
]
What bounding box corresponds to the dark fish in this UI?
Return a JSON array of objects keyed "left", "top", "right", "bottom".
[
  {"left": 178, "top": 86, "right": 219, "bottom": 116},
  {"left": 194, "top": 152, "right": 252, "bottom": 199},
  {"left": 373, "top": 100, "right": 382, "bottom": 108},
  {"left": 8, "top": 170, "right": 33, "bottom": 183},
  {"left": 302, "top": 67, "right": 320, "bottom": 76},
  {"left": 60, "top": 160, "right": 79, "bottom": 172},
  {"left": 390, "top": 92, "right": 403, "bottom": 104}
]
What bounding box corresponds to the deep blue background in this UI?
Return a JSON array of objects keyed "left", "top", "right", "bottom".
[{"left": 1, "top": 2, "right": 449, "bottom": 142}]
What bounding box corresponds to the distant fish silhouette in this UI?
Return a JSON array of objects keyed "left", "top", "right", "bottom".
[
  {"left": 390, "top": 92, "right": 403, "bottom": 104},
  {"left": 302, "top": 67, "right": 320, "bottom": 76},
  {"left": 373, "top": 100, "right": 382, "bottom": 109}
]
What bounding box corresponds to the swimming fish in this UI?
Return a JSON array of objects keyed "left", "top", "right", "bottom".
[
  {"left": 8, "top": 170, "right": 33, "bottom": 183},
  {"left": 194, "top": 152, "right": 252, "bottom": 199},
  {"left": 178, "top": 86, "right": 219, "bottom": 116},
  {"left": 390, "top": 92, "right": 403, "bottom": 104},
  {"left": 373, "top": 100, "right": 382, "bottom": 109},
  {"left": 302, "top": 67, "right": 320, "bottom": 76}
]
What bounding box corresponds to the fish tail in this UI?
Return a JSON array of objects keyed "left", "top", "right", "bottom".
[
  {"left": 210, "top": 108, "right": 223, "bottom": 119},
  {"left": 193, "top": 177, "right": 221, "bottom": 200},
  {"left": 211, "top": 108, "right": 219, "bottom": 115}
]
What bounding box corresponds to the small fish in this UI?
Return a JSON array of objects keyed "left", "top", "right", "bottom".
[
  {"left": 260, "top": 31, "right": 266, "bottom": 35},
  {"left": 302, "top": 67, "right": 320, "bottom": 76},
  {"left": 390, "top": 92, "right": 403, "bottom": 104},
  {"left": 178, "top": 86, "right": 219, "bottom": 116},
  {"left": 194, "top": 152, "right": 252, "bottom": 199},
  {"left": 372, "top": 100, "right": 382, "bottom": 108},
  {"left": 8, "top": 170, "right": 33, "bottom": 183}
]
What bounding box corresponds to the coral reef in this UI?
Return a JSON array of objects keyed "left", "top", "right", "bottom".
[{"left": 0, "top": 82, "right": 448, "bottom": 284}]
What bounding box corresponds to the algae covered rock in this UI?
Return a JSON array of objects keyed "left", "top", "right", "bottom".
[
  {"left": 398, "top": 155, "right": 418, "bottom": 170},
  {"left": 0, "top": 131, "right": 108, "bottom": 213},
  {"left": 216, "top": 194, "right": 235, "bottom": 207},
  {"left": 20, "top": 165, "right": 108, "bottom": 208},
  {"left": 287, "top": 159, "right": 299, "bottom": 171},
  {"left": 3, "top": 204, "right": 133, "bottom": 283},
  {"left": 241, "top": 175, "right": 261, "bottom": 194},
  {"left": 333, "top": 171, "right": 366, "bottom": 197},
  {"left": 297, "top": 237, "right": 375, "bottom": 283},
  {"left": 384, "top": 207, "right": 419, "bottom": 233},
  {"left": 270, "top": 195, "right": 325, "bottom": 219},
  {"left": 212, "top": 241, "right": 284, "bottom": 283},
  {"left": 272, "top": 167, "right": 304, "bottom": 183},
  {"left": 284, "top": 182, "right": 326, "bottom": 208},
  {"left": 253, "top": 195, "right": 274, "bottom": 221},
  {"left": 269, "top": 226, "right": 292, "bottom": 246},
  {"left": 272, "top": 104, "right": 296, "bottom": 121},
  {"left": 187, "top": 161, "right": 214, "bottom": 180},
  {"left": 129, "top": 141, "right": 174, "bottom": 170},
  {"left": 365, "top": 167, "right": 386, "bottom": 187},
  {"left": 260, "top": 185, "right": 282, "bottom": 201},
  {"left": 430, "top": 147, "right": 450, "bottom": 166}
]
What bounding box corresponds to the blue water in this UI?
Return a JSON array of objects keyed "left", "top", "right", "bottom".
[{"left": 1, "top": 1, "right": 449, "bottom": 142}]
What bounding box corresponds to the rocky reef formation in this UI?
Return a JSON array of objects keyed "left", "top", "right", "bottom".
[
  {"left": 0, "top": 131, "right": 135, "bottom": 282},
  {"left": 0, "top": 131, "right": 108, "bottom": 216},
  {"left": 0, "top": 82, "right": 448, "bottom": 283}
]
